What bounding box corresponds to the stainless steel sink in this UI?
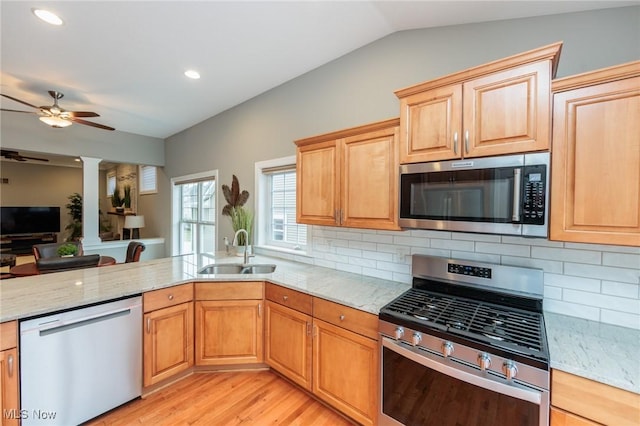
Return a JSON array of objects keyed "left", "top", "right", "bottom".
[{"left": 198, "top": 263, "right": 276, "bottom": 274}]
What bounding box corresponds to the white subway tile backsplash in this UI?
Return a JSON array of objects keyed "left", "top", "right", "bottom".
[
  {"left": 475, "top": 242, "right": 530, "bottom": 257},
  {"left": 299, "top": 226, "right": 640, "bottom": 330},
  {"left": 602, "top": 281, "right": 640, "bottom": 298},
  {"left": 430, "top": 238, "right": 475, "bottom": 251},
  {"left": 543, "top": 299, "right": 600, "bottom": 321},
  {"left": 502, "top": 256, "right": 563, "bottom": 274},
  {"left": 564, "top": 262, "right": 640, "bottom": 284},
  {"left": 531, "top": 246, "right": 601, "bottom": 264},
  {"left": 602, "top": 252, "right": 640, "bottom": 269},
  {"left": 544, "top": 273, "right": 601, "bottom": 293},
  {"left": 600, "top": 310, "right": 640, "bottom": 329}
]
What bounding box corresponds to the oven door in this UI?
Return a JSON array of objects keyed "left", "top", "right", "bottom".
[{"left": 380, "top": 337, "right": 549, "bottom": 426}]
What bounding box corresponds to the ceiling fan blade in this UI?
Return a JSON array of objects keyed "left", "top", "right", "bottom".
[
  {"left": 69, "top": 111, "right": 100, "bottom": 118},
  {"left": 1, "top": 94, "right": 39, "bottom": 109},
  {"left": 1, "top": 108, "right": 35, "bottom": 114},
  {"left": 20, "top": 156, "right": 49, "bottom": 162},
  {"left": 70, "top": 117, "right": 115, "bottom": 131}
]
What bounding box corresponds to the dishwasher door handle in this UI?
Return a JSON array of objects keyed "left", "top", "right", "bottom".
[{"left": 39, "top": 308, "right": 132, "bottom": 337}]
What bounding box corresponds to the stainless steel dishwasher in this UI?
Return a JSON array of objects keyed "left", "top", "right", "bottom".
[{"left": 20, "top": 296, "right": 142, "bottom": 425}]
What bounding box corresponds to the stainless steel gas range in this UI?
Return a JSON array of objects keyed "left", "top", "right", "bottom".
[{"left": 379, "top": 255, "right": 549, "bottom": 426}]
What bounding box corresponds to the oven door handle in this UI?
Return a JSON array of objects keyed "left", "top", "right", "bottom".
[{"left": 381, "top": 337, "right": 543, "bottom": 405}]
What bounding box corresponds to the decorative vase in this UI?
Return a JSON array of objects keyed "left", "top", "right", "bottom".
[{"left": 235, "top": 245, "right": 251, "bottom": 257}]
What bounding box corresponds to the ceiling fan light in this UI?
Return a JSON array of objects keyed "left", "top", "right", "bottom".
[
  {"left": 184, "top": 70, "right": 201, "bottom": 79},
  {"left": 39, "top": 116, "right": 72, "bottom": 128},
  {"left": 32, "top": 9, "right": 64, "bottom": 26}
]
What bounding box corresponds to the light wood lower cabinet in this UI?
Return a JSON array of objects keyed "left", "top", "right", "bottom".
[
  {"left": 0, "top": 321, "right": 19, "bottom": 426},
  {"left": 195, "top": 281, "right": 264, "bottom": 366},
  {"left": 313, "top": 318, "right": 379, "bottom": 426},
  {"left": 143, "top": 284, "right": 194, "bottom": 387},
  {"left": 551, "top": 369, "right": 640, "bottom": 426}
]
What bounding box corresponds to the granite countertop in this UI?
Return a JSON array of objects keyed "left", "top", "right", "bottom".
[
  {"left": 1, "top": 253, "right": 637, "bottom": 395},
  {"left": 544, "top": 311, "right": 640, "bottom": 394}
]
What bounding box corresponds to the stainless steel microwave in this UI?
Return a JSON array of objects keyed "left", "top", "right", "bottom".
[{"left": 399, "top": 152, "right": 549, "bottom": 237}]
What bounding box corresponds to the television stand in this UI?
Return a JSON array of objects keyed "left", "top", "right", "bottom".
[{"left": 0, "top": 234, "right": 57, "bottom": 255}]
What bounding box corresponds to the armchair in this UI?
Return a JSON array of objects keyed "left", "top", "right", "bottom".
[
  {"left": 36, "top": 254, "right": 100, "bottom": 273},
  {"left": 125, "top": 241, "right": 145, "bottom": 263}
]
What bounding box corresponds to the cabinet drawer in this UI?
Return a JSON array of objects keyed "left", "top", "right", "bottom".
[
  {"left": 265, "top": 283, "right": 312, "bottom": 315},
  {"left": 0, "top": 320, "right": 17, "bottom": 351},
  {"left": 551, "top": 369, "right": 640, "bottom": 426},
  {"left": 313, "top": 297, "right": 378, "bottom": 340},
  {"left": 195, "top": 281, "right": 264, "bottom": 300},
  {"left": 143, "top": 283, "right": 194, "bottom": 313}
]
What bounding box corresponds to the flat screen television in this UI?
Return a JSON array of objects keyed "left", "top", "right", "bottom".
[{"left": 1, "top": 206, "right": 61, "bottom": 235}]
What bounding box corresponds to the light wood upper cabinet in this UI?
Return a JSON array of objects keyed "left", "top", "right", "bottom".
[
  {"left": 142, "top": 284, "right": 195, "bottom": 387},
  {"left": 550, "top": 61, "right": 640, "bottom": 246},
  {"left": 296, "top": 118, "right": 400, "bottom": 230},
  {"left": 396, "top": 42, "right": 561, "bottom": 163},
  {"left": 0, "top": 322, "right": 19, "bottom": 426}
]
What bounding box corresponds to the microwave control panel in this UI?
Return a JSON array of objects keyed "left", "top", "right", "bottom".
[{"left": 522, "top": 165, "right": 546, "bottom": 224}]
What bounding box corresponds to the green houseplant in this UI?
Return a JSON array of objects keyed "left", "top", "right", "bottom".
[
  {"left": 57, "top": 243, "right": 78, "bottom": 257},
  {"left": 111, "top": 187, "right": 123, "bottom": 212},
  {"left": 222, "top": 175, "right": 252, "bottom": 247},
  {"left": 65, "top": 192, "right": 83, "bottom": 241},
  {"left": 123, "top": 185, "right": 132, "bottom": 210}
]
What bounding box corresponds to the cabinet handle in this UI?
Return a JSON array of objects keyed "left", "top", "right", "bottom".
[
  {"left": 7, "top": 354, "right": 13, "bottom": 377},
  {"left": 313, "top": 324, "right": 317, "bottom": 338},
  {"left": 306, "top": 321, "right": 311, "bottom": 336},
  {"left": 258, "top": 303, "right": 262, "bottom": 318},
  {"left": 168, "top": 294, "right": 174, "bottom": 300},
  {"left": 283, "top": 295, "right": 288, "bottom": 302},
  {"left": 339, "top": 314, "right": 345, "bottom": 321},
  {"left": 453, "top": 131, "right": 458, "bottom": 155},
  {"left": 464, "top": 130, "right": 470, "bottom": 154},
  {"left": 334, "top": 209, "right": 339, "bottom": 225},
  {"left": 340, "top": 209, "right": 344, "bottom": 225},
  {"left": 146, "top": 317, "right": 151, "bottom": 334}
]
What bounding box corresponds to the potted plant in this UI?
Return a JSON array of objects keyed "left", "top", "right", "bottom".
[
  {"left": 57, "top": 242, "right": 78, "bottom": 257},
  {"left": 123, "top": 185, "right": 132, "bottom": 211},
  {"left": 112, "top": 187, "right": 124, "bottom": 212},
  {"left": 222, "top": 175, "right": 252, "bottom": 254},
  {"left": 65, "top": 192, "right": 83, "bottom": 241}
]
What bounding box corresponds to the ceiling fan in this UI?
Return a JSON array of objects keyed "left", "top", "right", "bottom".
[
  {"left": 1, "top": 91, "right": 115, "bottom": 131},
  {"left": 1, "top": 149, "right": 49, "bottom": 162}
]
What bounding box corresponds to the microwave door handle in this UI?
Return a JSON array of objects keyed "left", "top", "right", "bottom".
[{"left": 512, "top": 168, "right": 522, "bottom": 221}]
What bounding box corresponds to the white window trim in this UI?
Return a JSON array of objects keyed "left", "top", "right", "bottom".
[
  {"left": 139, "top": 165, "right": 158, "bottom": 195},
  {"left": 254, "top": 156, "right": 311, "bottom": 257},
  {"left": 171, "top": 169, "right": 218, "bottom": 256},
  {"left": 106, "top": 171, "right": 116, "bottom": 197}
]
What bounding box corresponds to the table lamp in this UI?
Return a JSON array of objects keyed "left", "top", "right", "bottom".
[{"left": 124, "top": 215, "right": 145, "bottom": 239}]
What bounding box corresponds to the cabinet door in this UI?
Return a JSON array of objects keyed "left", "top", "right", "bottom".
[
  {"left": 143, "top": 302, "right": 194, "bottom": 387},
  {"left": 341, "top": 125, "right": 400, "bottom": 230},
  {"left": 550, "top": 407, "right": 600, "bottom": 426},
  {"left": 296, "top": 140, "right": 340, "bottom": 226},
  {"left": 550, "top": 76, "right": 640, "bottom": 246},
  {"left": 313, "top": 319, "right": 378, "bottom": 426},
  {"left": 195, "top": 300, "right": 264, "bottom": 365},
  {"left": 0, "top": 348, "right": 19, "bottom": 426},
  {"left": 399, "top": 83, "right": 462, "bottom": 163},
  {"left": 265, "top": 301, "right": 312, "bottom": 391},
  {"left": 463, "top": 61, "right": 551, "bottom": 158}
]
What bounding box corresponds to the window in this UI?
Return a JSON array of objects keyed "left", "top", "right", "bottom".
[
  {"left": 256, "top": 157, "right": 307, "bottom": 252},
  {"left": 106, "top": 171, "right": 116, "bottom": 197},
  {"left": 139, "top": 165, "right": 157, "bottom": 194},
  {"left": 172, "top": 172, "right": 216, "bottom": 255}
]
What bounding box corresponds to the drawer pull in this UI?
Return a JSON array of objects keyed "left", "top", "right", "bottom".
[
  {"left": 283, "top": 295, "right": 288, "bottom": 301},
  {"left": 339, "top": 314, "right": 345, "bottom": 321},
  {"left": 168, "top": 294, "right": 174, "bottom": 300}
]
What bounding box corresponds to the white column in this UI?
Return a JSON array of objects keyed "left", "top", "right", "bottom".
[{"left": 80, "top": 156, "right": 102, "bottom": 246}]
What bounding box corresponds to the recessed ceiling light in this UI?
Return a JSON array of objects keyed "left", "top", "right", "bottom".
[
  {"left": 184, "top": 70, "right": 201, "bottom": 80},
  {"left": 32, "top": 8, "right": 64, "bottom": 26}
]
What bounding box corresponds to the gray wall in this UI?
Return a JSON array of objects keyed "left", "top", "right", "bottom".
[{"left": 164, "top": 6, "right": 640, "bottom": 249}]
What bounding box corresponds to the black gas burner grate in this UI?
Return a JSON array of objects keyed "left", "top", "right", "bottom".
[{"left": 382, "top": 288, "right": 545, "bottom": 353}]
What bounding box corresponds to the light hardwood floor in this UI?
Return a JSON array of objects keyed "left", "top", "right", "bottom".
[{"left": 85, "top": 370, "right": 356, "bottom": 425}]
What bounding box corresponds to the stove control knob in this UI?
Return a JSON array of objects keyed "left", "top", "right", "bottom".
[
  {"left": 394, "top": 327, "right": 404, "bottom": 340},
  {"left": 441, "top": 341, "right": 454, "bottom": 358},
  {"left": 477, "top": 353, "right": 491, "bottom": 371},
  {"left": 503, "top": 360, "right": 518, "bottom": 380},
  {"left": 411, "top": 332, "right": 422, "bottom": 346}
]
